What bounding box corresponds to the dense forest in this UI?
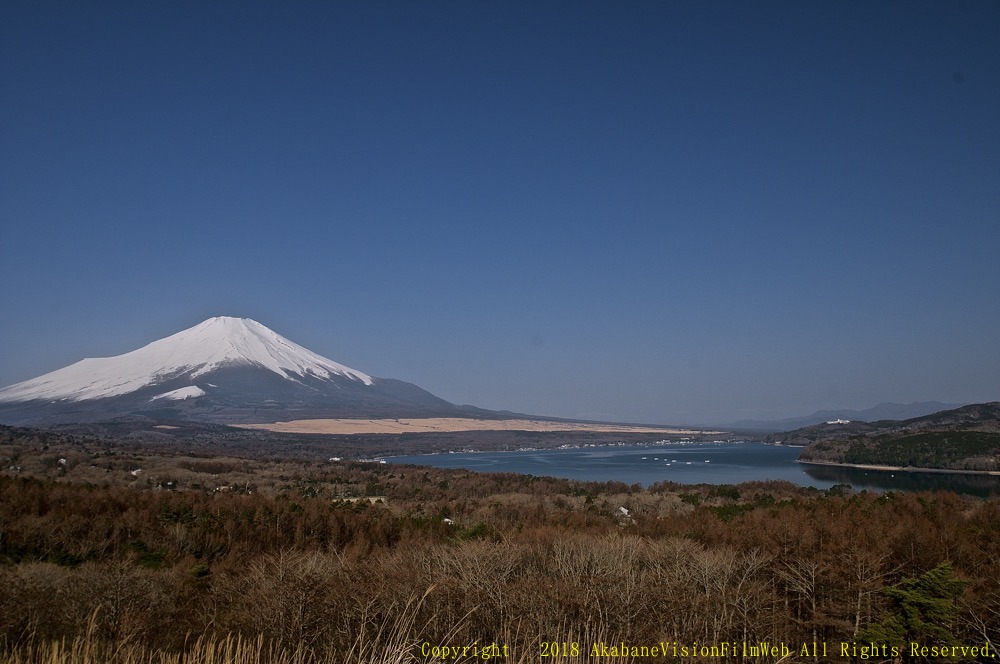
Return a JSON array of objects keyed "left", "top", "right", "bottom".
[
  {"left": 1, "top": 427, "right": 998, "bottom": 663},
  {"left": 836, "top": 432, "right": 1000, "bottom": 471}
]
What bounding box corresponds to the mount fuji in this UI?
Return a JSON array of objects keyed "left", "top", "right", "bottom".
[{"left": 0, "top": 316, "right": 486, "bottom": 425}]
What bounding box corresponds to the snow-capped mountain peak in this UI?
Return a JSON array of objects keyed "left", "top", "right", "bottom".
[{"left": 0, "top": 316, "right": 373, "bottom": 403}]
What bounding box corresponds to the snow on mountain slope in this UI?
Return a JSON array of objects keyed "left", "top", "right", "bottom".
[
  {"left": 0, "top": 316, "right": 373, "bottom": 403},
  {"left": 150, "top": 386, "right": 207, "bottom": 402}
]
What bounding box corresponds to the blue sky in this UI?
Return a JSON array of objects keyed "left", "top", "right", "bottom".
[{"left": 1, "top": 1, "right": 998, "bottom": 425}]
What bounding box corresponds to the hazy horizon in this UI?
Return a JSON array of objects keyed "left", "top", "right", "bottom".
[{"left": 2, "top": 2, "right": 998, "bottom": 426}]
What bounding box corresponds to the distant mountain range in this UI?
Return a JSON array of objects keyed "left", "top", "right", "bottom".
[
  {"left": 0, "top": 316, "right": 985, "bottom": 440},
  {"left": 0, "top": 317, "right": 502, "bottom": 425},
  {"left": 776, "top": 402, "right": 1000, "bottom": 472},
  {"left": 728, "top": 401, "right": 965, "bottom": 431}
]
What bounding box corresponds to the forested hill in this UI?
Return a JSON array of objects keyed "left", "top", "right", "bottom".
[{"left": 780, "top": 402, "right": 1000, "bottom": 471}]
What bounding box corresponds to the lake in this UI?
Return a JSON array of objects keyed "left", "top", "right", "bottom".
[{"left": 386, "top": 442, "right": 1000, "bottom": 497}]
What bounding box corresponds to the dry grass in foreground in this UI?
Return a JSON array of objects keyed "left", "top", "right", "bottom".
[{"left": 2, "top": 625, "right": 637, "bottom": 664}]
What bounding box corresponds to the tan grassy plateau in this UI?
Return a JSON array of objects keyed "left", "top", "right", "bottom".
[{"left": 239, "top": 417, "right": 719, "bottom": 435}]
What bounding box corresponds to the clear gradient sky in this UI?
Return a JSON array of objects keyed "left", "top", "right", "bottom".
[{"left": 1, "top": 1, "right": 998, "bottom": 426}]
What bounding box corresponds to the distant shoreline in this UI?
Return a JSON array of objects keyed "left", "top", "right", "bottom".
[
  {"left": 239, "top": 417, "right": 725, "bottom": 436},
  {"left": 797, "top": 459, "right": 1000, "bottom": 476}
]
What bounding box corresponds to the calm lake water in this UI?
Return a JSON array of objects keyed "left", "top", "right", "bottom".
[{"left": 386, "top": 442, "right": 1000, "bottom": 497}]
